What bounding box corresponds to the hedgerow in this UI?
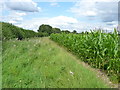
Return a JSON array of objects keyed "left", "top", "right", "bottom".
[{"left": 1, "top": 22, "right": 38, "bottom": 40}]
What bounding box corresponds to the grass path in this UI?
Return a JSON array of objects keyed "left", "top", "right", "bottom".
[{"left": 2, "top": 37, "right": 114, "bottom": 88}]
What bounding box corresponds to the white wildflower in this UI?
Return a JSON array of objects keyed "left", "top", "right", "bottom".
[{"left": 69, "top": 70, "right": 74, "bottom": 75}]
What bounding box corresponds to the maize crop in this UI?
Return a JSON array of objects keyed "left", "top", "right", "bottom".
[{"left": 50, "top": 29, "right": 120, "bottom": 82}]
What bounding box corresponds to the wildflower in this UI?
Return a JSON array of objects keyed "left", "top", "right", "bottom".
[
  {"left": 19, "top": 79, "right": 22, "bottom": 82},
  {"left": 13, "top": 44, "right": 16, "bottom": 47},
  {"left": 69, "top": 70, "right": 74, "bottom": 75}
]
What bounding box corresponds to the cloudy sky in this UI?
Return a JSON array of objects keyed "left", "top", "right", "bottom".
[{"left": 0, "top": 0, "right": 119, "bottom": 32}]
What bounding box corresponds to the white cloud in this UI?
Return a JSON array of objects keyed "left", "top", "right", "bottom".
[
  {"left": 15, "top": 12, "right": 26, "bottom": 16},
  {"left": 70, "top": 0, "right": 97, "bottom": 17},
  {"left": 1, "top": 0, "right": 118, "bottom": 32},
  {"left": 5, "top": 0, "right": 41, "bottom": 12},
  {"left": 70, "top": 0, "right": 118, "bottom": 22},
  {"left": 83, "top": 11, "right": 97, "bottom": 17},
  {"left": 15, "top": 15, "right": 117, "bottom": 32},
  {"left": 1, "top": 11, "right": 27, "bottom": 24},
  {"left": 8, "top": 20, "right": 17, "bottom": 24},
  {"left": 49, "top": 16, "right": 78, "bottom": 25},
  {"left": 96, "top": 2, "right": 118, "bottom": 22},
  {"left": 106, "top": 21, "right": 118, "bottom": 26},
  {"left": 17, "top": 16, "right": 78, "bottom": 32}
]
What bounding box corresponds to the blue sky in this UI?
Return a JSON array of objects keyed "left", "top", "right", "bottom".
[{"left": 0, "top": 0, "right": 119, "bottom": 32}]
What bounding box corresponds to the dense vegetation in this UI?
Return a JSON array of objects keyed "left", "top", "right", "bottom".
[
  {"left": 50, "top": 29, "right": 120, "bottom": 83},
  {"left": 1, "top": 22, "right": 38, "bottom": 40},
  {"left": 1, "top": 22, "right": 76, "bottom": 40},
  {"left": 37, "top": 24, "right": 76, "bottom": 36},
  {"left": 2, "top": 37, "right": 110, "bottom": 88}
]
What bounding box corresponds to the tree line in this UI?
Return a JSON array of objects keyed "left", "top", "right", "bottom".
[
  {"left": 37, "top": 24, "right": 77, "bottom": 36},
  {"left": 1, "top": 22, "right": 77, "bottom": 40}
]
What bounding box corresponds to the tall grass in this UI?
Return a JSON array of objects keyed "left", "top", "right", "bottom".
[
  {"left": 50, "top": 29, "right": 120, "bottom": 83},
  {"left": 2, "top": 38, "right": 109, "bottom": 88}
]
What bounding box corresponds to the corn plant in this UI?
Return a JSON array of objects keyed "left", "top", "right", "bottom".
[{"left": 50, "top": 29, "right": 120, "bottom": 82}]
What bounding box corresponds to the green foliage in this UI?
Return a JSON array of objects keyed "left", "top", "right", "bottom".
[
  {"left": 50, "top": 29, "right": 120, "bottom": 83},
  {"left": 52, "top": 28, "right": 61, "bottom": 33},
  {"left": 2, "top": 37, "right": 109, "bottom": 88},
  {"left": 38, "top": 24, "right": 53, "bottom": 35},
  {"left": 37, "top": 32, "right": 49, "bottom": 37},
  {"left": 61, "top": 30, "right": 70, "bottom": 34},
  {"left": 1, "top": 22, "right": 38, "bottom": 40},
  {"left": 38, "top": 24, "right": 62, "bottom": 36},
  {"left": 72, "top": 30, "right": 77, "bottom": 34}
]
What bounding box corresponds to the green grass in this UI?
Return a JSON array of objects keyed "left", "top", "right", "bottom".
[{"left": 2, "top": 37, "right": 110, "bottom": 88}]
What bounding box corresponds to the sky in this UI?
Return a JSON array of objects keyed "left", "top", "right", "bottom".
[{"left": 0, "top": 0, "right": 119, "bottom": 32}]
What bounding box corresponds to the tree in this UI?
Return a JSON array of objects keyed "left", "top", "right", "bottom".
[
  {"left": 52, "top": 28, "right": 61, "bottom": 33},
  {"left": 61, "top": 30, "right": 70, "bottom": 34},
  {"left": 72, "top": 30, "right": 77, "bottom": 34},
  {"left": 38, "top": 24, "right": 53, "bottom": 35}
]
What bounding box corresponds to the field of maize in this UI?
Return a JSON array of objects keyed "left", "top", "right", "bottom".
[{"left": 50, "top": 29, "right": 120, "bottom": 83}]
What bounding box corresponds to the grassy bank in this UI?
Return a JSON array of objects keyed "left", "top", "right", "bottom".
[{"left": 2, "top": 37, "right": 110, "bottom": 88}]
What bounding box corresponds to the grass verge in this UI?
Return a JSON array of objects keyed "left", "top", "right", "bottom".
[{"left": 2, "top": 37, "right": 110, "bottom": 88}]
